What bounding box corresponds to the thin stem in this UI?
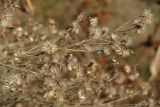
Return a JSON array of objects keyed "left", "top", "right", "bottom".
[
  {"left": 21, "top": 35, "right": 64, "bottom": 57},
  {"left": 116, "top": 25, "right": 136, "bottom": 33},
  {"left": 0, "top": 62, "right": 36, "bottom": 73},
  {"left": 20, "top": 44, "right": 43, "bottom": 56},
  {"left": 107, "top": 91, "right": 140, "bottom": 105},
  {"left": 26, "top": 0, "right": 34, "bottom": 14},
  {"left": 53, "top": 35, "right": 64, "bottom": 44},
  {"left": 86, "top": 42, "right": 110, "bottom": 45},
  {"left": 67, "top": 38, "right": 93, "bottom": 48},
  {"left": 61, "top": 48, "right": 90, "bottom": 53},
  {"left": 113, "top": 19, "right": 134, "bottom": 33}
]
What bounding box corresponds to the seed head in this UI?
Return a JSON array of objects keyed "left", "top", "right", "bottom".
[{"left": 43, "top": 42, "right": 58, "bottom": 54}]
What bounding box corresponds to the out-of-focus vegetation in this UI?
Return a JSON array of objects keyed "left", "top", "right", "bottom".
[{"left": 0, "top": 0, "right": 160, "bottom": 107}]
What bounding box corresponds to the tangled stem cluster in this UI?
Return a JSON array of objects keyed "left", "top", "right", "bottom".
[{"left": 0, "top": 1, "right": 154, "bottom": 107}]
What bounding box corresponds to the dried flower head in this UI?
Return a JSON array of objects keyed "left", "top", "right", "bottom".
[
  {"left": 125, "top": 64, "right": 131, "bottom": 73},
  {"left": 2, "top": 73, "right": 22, "bottom": 92},
  {"left": 78, "top": 89, "right": 86, "bottom": 100},
  {"left": 134, "top": 9, "right": 153, "bottom": 34},
  {"left": 0, "top": 13, "right": 13, "bottom": 28},
  {"left": 44, "top": 89, "right": 56, "bottom": 100},
  {"left": 72, "top": 12, "right": 85, "bottom": 34},
  {"left": 43, "top": 42, "right": 58, "bottom": 54},
  {"left": 90, "top": 17, "right": 98, "bottom": 27},
  {"left": 122, "top": 49, "right": 131, "bottom": 58},
  {"left": 89, "top": 17, "right": 106, "bottom": 39},
  {"left": 141, "top": 9, "right": 153, "bottom": 25}
]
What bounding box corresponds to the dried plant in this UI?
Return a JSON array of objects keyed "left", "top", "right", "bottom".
[{"left": 0, "top": 1, "right": 156, "bottom": 107}]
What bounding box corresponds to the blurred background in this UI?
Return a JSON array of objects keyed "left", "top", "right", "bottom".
[{"left": 0, "top": 0, "right": 160, "bottom": 106}]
